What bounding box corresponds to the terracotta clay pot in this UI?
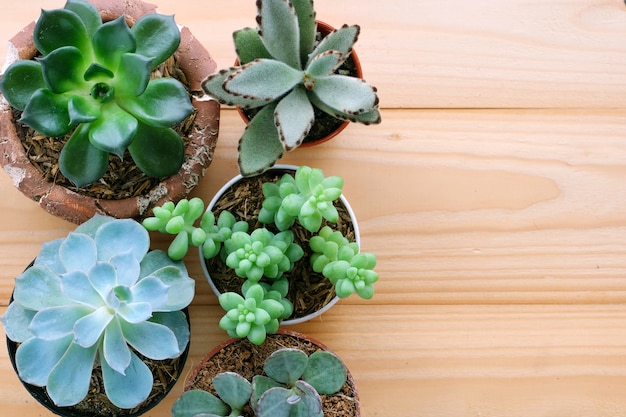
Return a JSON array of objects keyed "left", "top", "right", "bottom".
[
  {"left": 184, "top": 329, "right": 361, "bottom": 417},
  {"left": 200, "top": 164, "right": 361, "bottom": 324},
  {"left": 0, "top": 0, "right": 220, "bottom": 224},
  {"left": 236, "top": 20, "right": 363, "bottom": 147}
]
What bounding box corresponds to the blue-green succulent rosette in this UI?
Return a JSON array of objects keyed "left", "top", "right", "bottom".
[
  {"left": 1, "top": 214, "right": 195, "bottom": 409},
  {"left": 0, "top": 0, "right": 193, "bottom": 187}
]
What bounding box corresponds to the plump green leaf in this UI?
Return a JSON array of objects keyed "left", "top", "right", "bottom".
[
  {"left": 293, "top": 380, "right": 323, "bottom": 415},
  {"left": 302, "top": 351, "right": 347, "bottom": 394},
  {"left": 39, "top": 46, "right": 86, "bottom": 93},
  {"left": 234, "top": 28, "right": 273, "bottom": 64},
  {"left": 128, "top": 123, "right": 184, "bottom": 178},
  {"left": 309, "top": 92, "right": 382, "bottom": 125},
  {"left": 59, "top": 124, "right": 109, "bottom": 187},
  {"left": 213, "top": 372, "right": 253, "bottom": 410},
  {"left": 251, "top": 375, "right": 283, "bottom": 408},
  {"left": 274, "top": 86, "right": 313, "bottom": 150},
  {"left": 258, "top": 0, "right": 301, "bottom": 69},
  {"left": 310, "top": 74, "right": 378, "bottom": 116},
  {"left": 92, "top": 15, "right": 136, "bottom": 71},
  {"left": 264, "top": 348, "right": 308, "bottom": 386},
  {"left": 224, "top": 59, "right": 303, "bottom": 101},
  {"left": 238, "top": 102, "right": 284, "bottom": 177},
  {"left": 47, "top": 342, "right": 98, "bottom": 406},
  {"left": 16, "top": 335, "right": 73, "bottom": 386},
  {"left": 132, "top": 14, "right": 181, "bottom": 68},
  {"left": 69, "top": 95, "right": 100, "bottom": 124},
  {"left": 202, "top": 67, "right": 274, "bottom": 108},
  {"left": 256, "top": 387, "right": 294, "bottom": 417},
  {"left": 34, "top": 8, "right": 91, "bottom": 56},
  {"left": 291, "top": 0, "right": 316, "bottom": 64},
  {"left": 20, "top": 88, "right": 73, "bottom": 137},
  {"left": 307, "top": 25, "right": 360, "bottom": 68},
  {"left": 120, "top": 78, "right": 192, "bottom": 127},
  {"left": 64, "top": 0, "right": 102, "bottom": 39},
  {"left": 115, "top": 53, "right": 152, "bottom": 96},
  {"left": 0, "top": 61, "right": 45, "bottom": 110},
  {"left": 88, "top": 102, "right": 138, "bottom": 157},
  {"left": 102, "top": 350, "right": 153, "bottom": 409},
  {"left": 172, "top": 390, "right": 229, "bottom": 417}
]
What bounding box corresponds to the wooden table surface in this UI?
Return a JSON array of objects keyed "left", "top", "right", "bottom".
[{"left": 2, "top": 0, "right": 626, "bottom": 416}]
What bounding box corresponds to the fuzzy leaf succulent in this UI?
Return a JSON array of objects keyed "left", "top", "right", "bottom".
[
  {"left": 172, "top": 348, "right": 347, "bottom": 417},
  {"left": 202, "top": 0, "right": 381, "bottom": 176},
  {"left": 0, "top": 0, "right": 193, "bottom": 187},
  {"left": 1, "top": 214, "right": 195, "bottom": 409}
]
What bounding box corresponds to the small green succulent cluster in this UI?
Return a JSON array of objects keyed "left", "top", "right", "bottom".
[
  {"left": 144, "top": 165, "right": 378, "bottom": 344},
  {"left": 0, "top": 0, "right": 193, "bottom": 187},
  {"left": 202, "top": 0, "right": 381, "bottom": 176},
  {"left": 172, "top": 347, "right": 347, "bottom": 417},
  {"left": 1, "top": 214, "right": 194, "bottom": 409}
]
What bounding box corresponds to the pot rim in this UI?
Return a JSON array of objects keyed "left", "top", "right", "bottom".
[{"left": 199, "top": 164, "right": 360, "bottom": 325}]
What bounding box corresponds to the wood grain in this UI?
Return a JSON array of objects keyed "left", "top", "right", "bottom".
[{"left": 1, "top": 0, "right": 626, "bottom": 416}]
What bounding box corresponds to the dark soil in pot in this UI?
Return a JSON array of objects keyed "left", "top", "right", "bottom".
[
  {"left": 203, "top": 167, "right": 357, "bottom": 321},
  {"left": 185, "top": 330, "right": 360, "bottom": 417}
]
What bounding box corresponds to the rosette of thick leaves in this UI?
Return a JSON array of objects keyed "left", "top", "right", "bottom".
[
  {"left": 0, "top": 0, "right": 193, "bottom": 186},
  {"left": 1, "top": 214, "right": 195, "bottom": 409}
]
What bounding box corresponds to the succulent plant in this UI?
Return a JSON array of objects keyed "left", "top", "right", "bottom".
[
  {"left": 202, "top": 0, "right": 381, "bottom": 176},
  {"left": 258, "top": 165, "right": 344, "bottom": 233},
  {"left": 0, "top": 0, "right": 193, "bottom": 187},
  {"left": 171, "top": 347, "right": 347, "bottom": 417},
  {"left": 1, "top": 214, "right": 195, "bottom": 409}
]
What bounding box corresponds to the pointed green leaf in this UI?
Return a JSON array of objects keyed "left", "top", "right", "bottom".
[
  {"left": 64, "top": 0, "right": 102, "bottom": 39},
  {"left": 132, "top": 13, "right": 181, "bottom": 68},
  {"left": 40, "top": 47, "right": 86, "bottom": 93},
  {"left": 258, "top": 0, "right": 301, "bottom": 68},
  {"left": 308, "top": 25, "right": 360, "bottom": 68},
  {"left": 47, "top": 342, "right": 98, "bottom": 406},
  {"left": 34, "top": 8, "right": 91, "bottom": 56},
  {"left": 234, "top": 28, "right": 272, "bottom": 64},
  {"left": 224, "top": 59, "right": 303, "bottom": 101},
  {"left": 128, "top": 123, "right": 184, "bottom": 178},
  {"left": 115, "top": 53, "right": 152, "bottom": 96},
  {"left": 59, "top": 124, "right": 109, "bottom": 187},
  {"left": 309, "top": 92, "right": 381, "bottom": 125},
  {"left": 274, "top": 86, "right": 313, "bottom": 150},
  {"left": 69, "top": 95, "right": 100, "bottom": 124},
  {"left": 238, "top": 102, "right": 284, "bottom": 177},
  {"left": 202, "top": 66, "right": 273, "bottom": 108},
  {"left": 88, "top": 103, "right": 138, "bottom": 157},
  {"left": 84, "top": 63, "right": 114, "bottom": 82},
  {"left": 0, "top": 61, "right": 45, "bottom": 110},
  {"left": 20, "top": 88, "right": 73, "bottom": 137},
  {"left": 102, "top": 350, "right": 152, "bottom": 409},
  {"left": 92, "top": 15, "right": 136, "bottom": 71},
  {"left": 120, "top": 78, "right": 192, "bottom": 127}
]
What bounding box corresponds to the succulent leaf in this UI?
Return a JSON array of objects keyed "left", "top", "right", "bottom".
[
  {"left": 92, "top": 16, "right": 137, "bottom": 71},
  {"left": 264, "top": 348, "right": 308, "bottom": 386},
  {"left": 202, "top": 67, "right": 273, "bottom": 108},
  {"left": 309, "top": 92, "right": 382, "bottom": 124},
  {"left": 257, "top": 0, "right": 301, "bottom": 69},
  {"left": 172, "top": 389, "right": 230, "bottom": 417},
  {"left": 39, "top": 46, "right": 86, "bottom": 94},
  {"left": 0, "top": 61, "right": 45, "bottom": 111},
  {"left": 128, "top": 123, "right": 185, "bottom": 178},
  {"left": 59, "top": 124, "right": 109, "bottom": 187},
  {"left": 88, "top": 102, "right": 138, "bottom": 157},
  {"left": 15, "top": 335, "right": 73, "bottom": 386},
  {"left": 305, "top": 50, "right": 343, "bottom": 77},
  {"left": 224, "top": 59, "right": 303, "bottom": 101},
  {"left": 20, "top": 88, "right": 73, "bottom": 137},
  {"left": 101, "top": 349, "right": 153, "bottom": 409},
  {"left": 213, "top": 372, "right": 253, "bottom": 410},
  {"left": 256, "top": 387, "right": 294, "bottom": 417},
  {"left": 307, "top": 25, "right": 360, "bottom": 68},
  {"left": 69, "top": 95, "right": 101, "bottom": 124},
  {"left": 290, "top": 0, "right": 317, "bottom": 64},
  {"left": 131, "top": 14, "right": 181, "bottom": 68},
  {"left": 64, "top": 0, "right": 102, "bottom": 39},
  {"left": 302, "top": 351, "right": 347, "bottom": 394},
  {"left": 234, "top": 28, "right": 273, "bottom": 64},
  {"left": 238, "top": 102, "right": 284, "bottom": 177},
  {"left": 34, "top": 8, "right": 91, "bottom": 56},
  {"left": 47, "top": 342, "right": 98, "bottom": 406},
  {"left": 310, "top": 74, "right": 378, "bottom": 116},
  {"left": 115, "top": 53, "right": 152, "bottom": 96},
  {"left": 274, "top": 86, "right": 314, "bottom": 150}
]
